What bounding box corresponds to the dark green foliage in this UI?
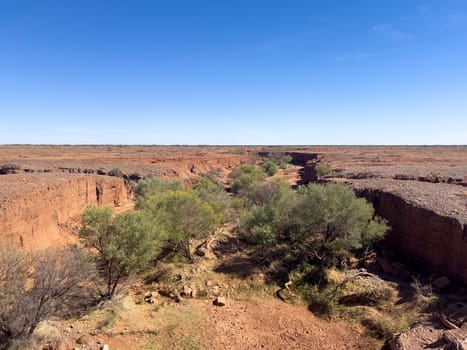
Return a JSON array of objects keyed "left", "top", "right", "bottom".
[
  {"left": 267, "top": 153, "right": 292, "bottom": 169},
  {"left": 79, "top": 207, "right": 159, "bottom": 299},
  {"left": 133, "top": 175, "right": 184, "bottom": 208},
  {"left": 238, "top": 179, "right": 295, "bottom": 244},
  {"left": 315, "top": 163, "right": 332, "bottom": 178},
  {"left": 144, "top": 191, "right": 221, "bottom": 262},
  {"left": 291, "top": 183, "right": 387, "bottom": 253},
  {"left": 234, "top": 176, "right": 387, "bottom": 266},
  {"left": 193, "top": 177, "right": 231, "bottom": 222},
  {"left": 230, "top": 164, "right": 266, "bottom": 194},
  {"left": 261, "top": 160, "right": 278, "bottom": 176},
  {"left": 240, "top": 208, "right": 276, "bottom": 246}
]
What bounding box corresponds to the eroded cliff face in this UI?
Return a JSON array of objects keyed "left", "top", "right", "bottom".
[
  {"left": 357, "top": 187, "right": 467, "bottom": 283},
  {"left": 0, "top": 174, "right": 130, "bottom": 250}
]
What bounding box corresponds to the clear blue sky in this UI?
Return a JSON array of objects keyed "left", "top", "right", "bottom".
[{"left": 0, "top": 0, "right": 466, "bottom": 144}]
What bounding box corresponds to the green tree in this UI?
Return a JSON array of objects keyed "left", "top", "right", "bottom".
[
  {"left": 261, "top": 160, "right": 278, "bottom": 176},
  {"left": 79, "top": 207, "right": 159, "bottom": 299},
  {"left": 315, "top": 163, "right": 332, "bottom": 179},
  {"left": 290, "top": 183, "right": 387, "bottom": 260},
  {"left": 145, "top": 191, "right": 220, "bottom": 262},
  {"left": 230, "top": 164, "right": 266, "bottom": 194},
  {"left": 193, "top": 177, "right": 231, "bottom": 222},
  {"left": 267, "top": 153, "right": 292, "bottom": 169},
  {"left": 238, "top": 179, "right": 295, "bottom": 244},
  {"left": 133, "top": 175, "right": 184, "bottom": 208}
]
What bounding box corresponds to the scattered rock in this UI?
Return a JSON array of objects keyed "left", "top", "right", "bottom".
[
  {"left": 444, "top": 342, "right": 465, "bottom": 350},
  {"left": 181, "top": 285, "right": 193, "bottom": 297},
  {"left": 169, "top": 293, "right": 182, "bottom": 303},
  {"left": 443, "top": 328, "right": 467, "bottom": 349},
  {"left": 389, "top": 321, "right": 467, "bottom": 350},
  {"left": 144, "top": 291, "right": 158, "bottom": 304},
  {"left": 195, "top": 247, "right": 207, "bottom": 256},
  {"left": 433, "top": 276, "right": 450, "bottom": 290},
  {"left": 76, "top": 335, "right": 92, "bottom": 345},
  {"left": 214, "top": 296, "right": 226, "bottom": 306},
  {"left": 389, "top": 323, "right": 438, "bottom": 350},
  {"left": 42, "top": 343, "right": 55, "bottom": 350}
]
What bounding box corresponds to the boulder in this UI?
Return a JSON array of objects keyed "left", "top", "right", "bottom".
[
  {"left": 75, "top": 335, "right": 94, "bottom": 349},
  {"left": 144, "top": 291, "right": 158, "bottom": 304},
  {"left": 214, "top": 296, "right": 226, "bottom": 306},
  {"left": 181, "top": 285, "right": 193, "bottom": 297},
  {"left": 443, "top": 329, "right": 467, "bottom": 350},
  {"left": 433, "top": 276, "right": 450, "bottom": 290}
]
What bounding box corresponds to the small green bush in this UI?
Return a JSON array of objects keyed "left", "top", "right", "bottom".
[
  {"left": 144, "top": 191, "right": 221, "bottom": 262},
  {"left": 267, "top": 153, "right": 292, "bottom": 169},
  {"left": 315, "top": 163, "right": 332, "bottom": 178},
  {"left": 108, "top": 168, "right": 124, "bottom": 177},
  {"left": 133, "top": 176, "right": 184, "bottom": 208},
  {"left": 261, "top": 161, "right": 278, "bottom": 176},
  {"left": 230, "top": 165, "right": 266, "bottom": 194}
]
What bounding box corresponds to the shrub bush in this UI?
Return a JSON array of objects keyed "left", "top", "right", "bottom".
[
  {"left": 0, "top": 163, "right": 20, "bottom": 174},
  {"left": 79, "top": 207, "right": 160, "bottom": 299},
  {"left": 133, "top": 175, "right": 184, "bottom": 208},
  {"left": 315, "top": 163, "right": 332, "bottom": 178},
  {"left": 108, "top": 168, "right": 124, "bottom": 177},
  {"left": 144, "top": 191, "right": 221, "bottom": 262},
  {"left": 0, "top": 246, "right": 94, "bottom": 349},
  {"left": 267, "top": 153, "right": 292, "bottom": 169},
  {"left": 261, "top": 160, "right": 278, "bottom": 176}
]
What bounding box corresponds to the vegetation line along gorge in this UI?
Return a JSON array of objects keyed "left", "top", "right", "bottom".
[
  {"left": 0, "top": 146, "right": 465, "bottom": 350},
  {"left": 1, "top": 1, "right": 467, "bottom": 349}
]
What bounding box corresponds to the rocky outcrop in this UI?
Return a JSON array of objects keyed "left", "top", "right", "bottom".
[
  {"left": 355, "top": 182, "right": 467, "bottom": 284},
  {"left": 0, "top": 174, "right": 130, "bottom": 250}
]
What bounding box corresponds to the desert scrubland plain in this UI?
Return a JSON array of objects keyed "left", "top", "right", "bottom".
[{"left": 0, "top": 145, "right": 466, "bottom": 350}]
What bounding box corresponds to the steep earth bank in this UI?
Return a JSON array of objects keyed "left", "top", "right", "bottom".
[
  {"left": 352, "top": 179, "right": 467, "bottom": 283},
  {"left": 0, "top": 147, "right": 254, "bottom": 251},
  {"left": 0, "top": 174, "right": 129, "bottom": 250},
  {"left": 290, "top": 151, "right": 467, "bottom": 285}
]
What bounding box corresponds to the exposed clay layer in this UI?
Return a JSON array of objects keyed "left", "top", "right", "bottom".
[
  {"left": 0, "top": 147, "right": 253, "bottom": 251},
  {"left": 0, "top": 174, "right": 129, "bottom": 250},
  {"left": 350, "top": 179, "right": 467, "bottom": 283}
]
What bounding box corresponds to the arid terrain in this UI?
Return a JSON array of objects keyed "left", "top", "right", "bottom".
[{"left": 1, "top": 145, "right": 466, "bottom": 350}]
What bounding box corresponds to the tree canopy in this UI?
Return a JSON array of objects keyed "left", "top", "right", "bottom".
[
  {"left": 79, "top": 207, "right": 159, "bottom": 299},
  {"left": 144, "top": 191, "right": 221, "bottom": 262}
]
